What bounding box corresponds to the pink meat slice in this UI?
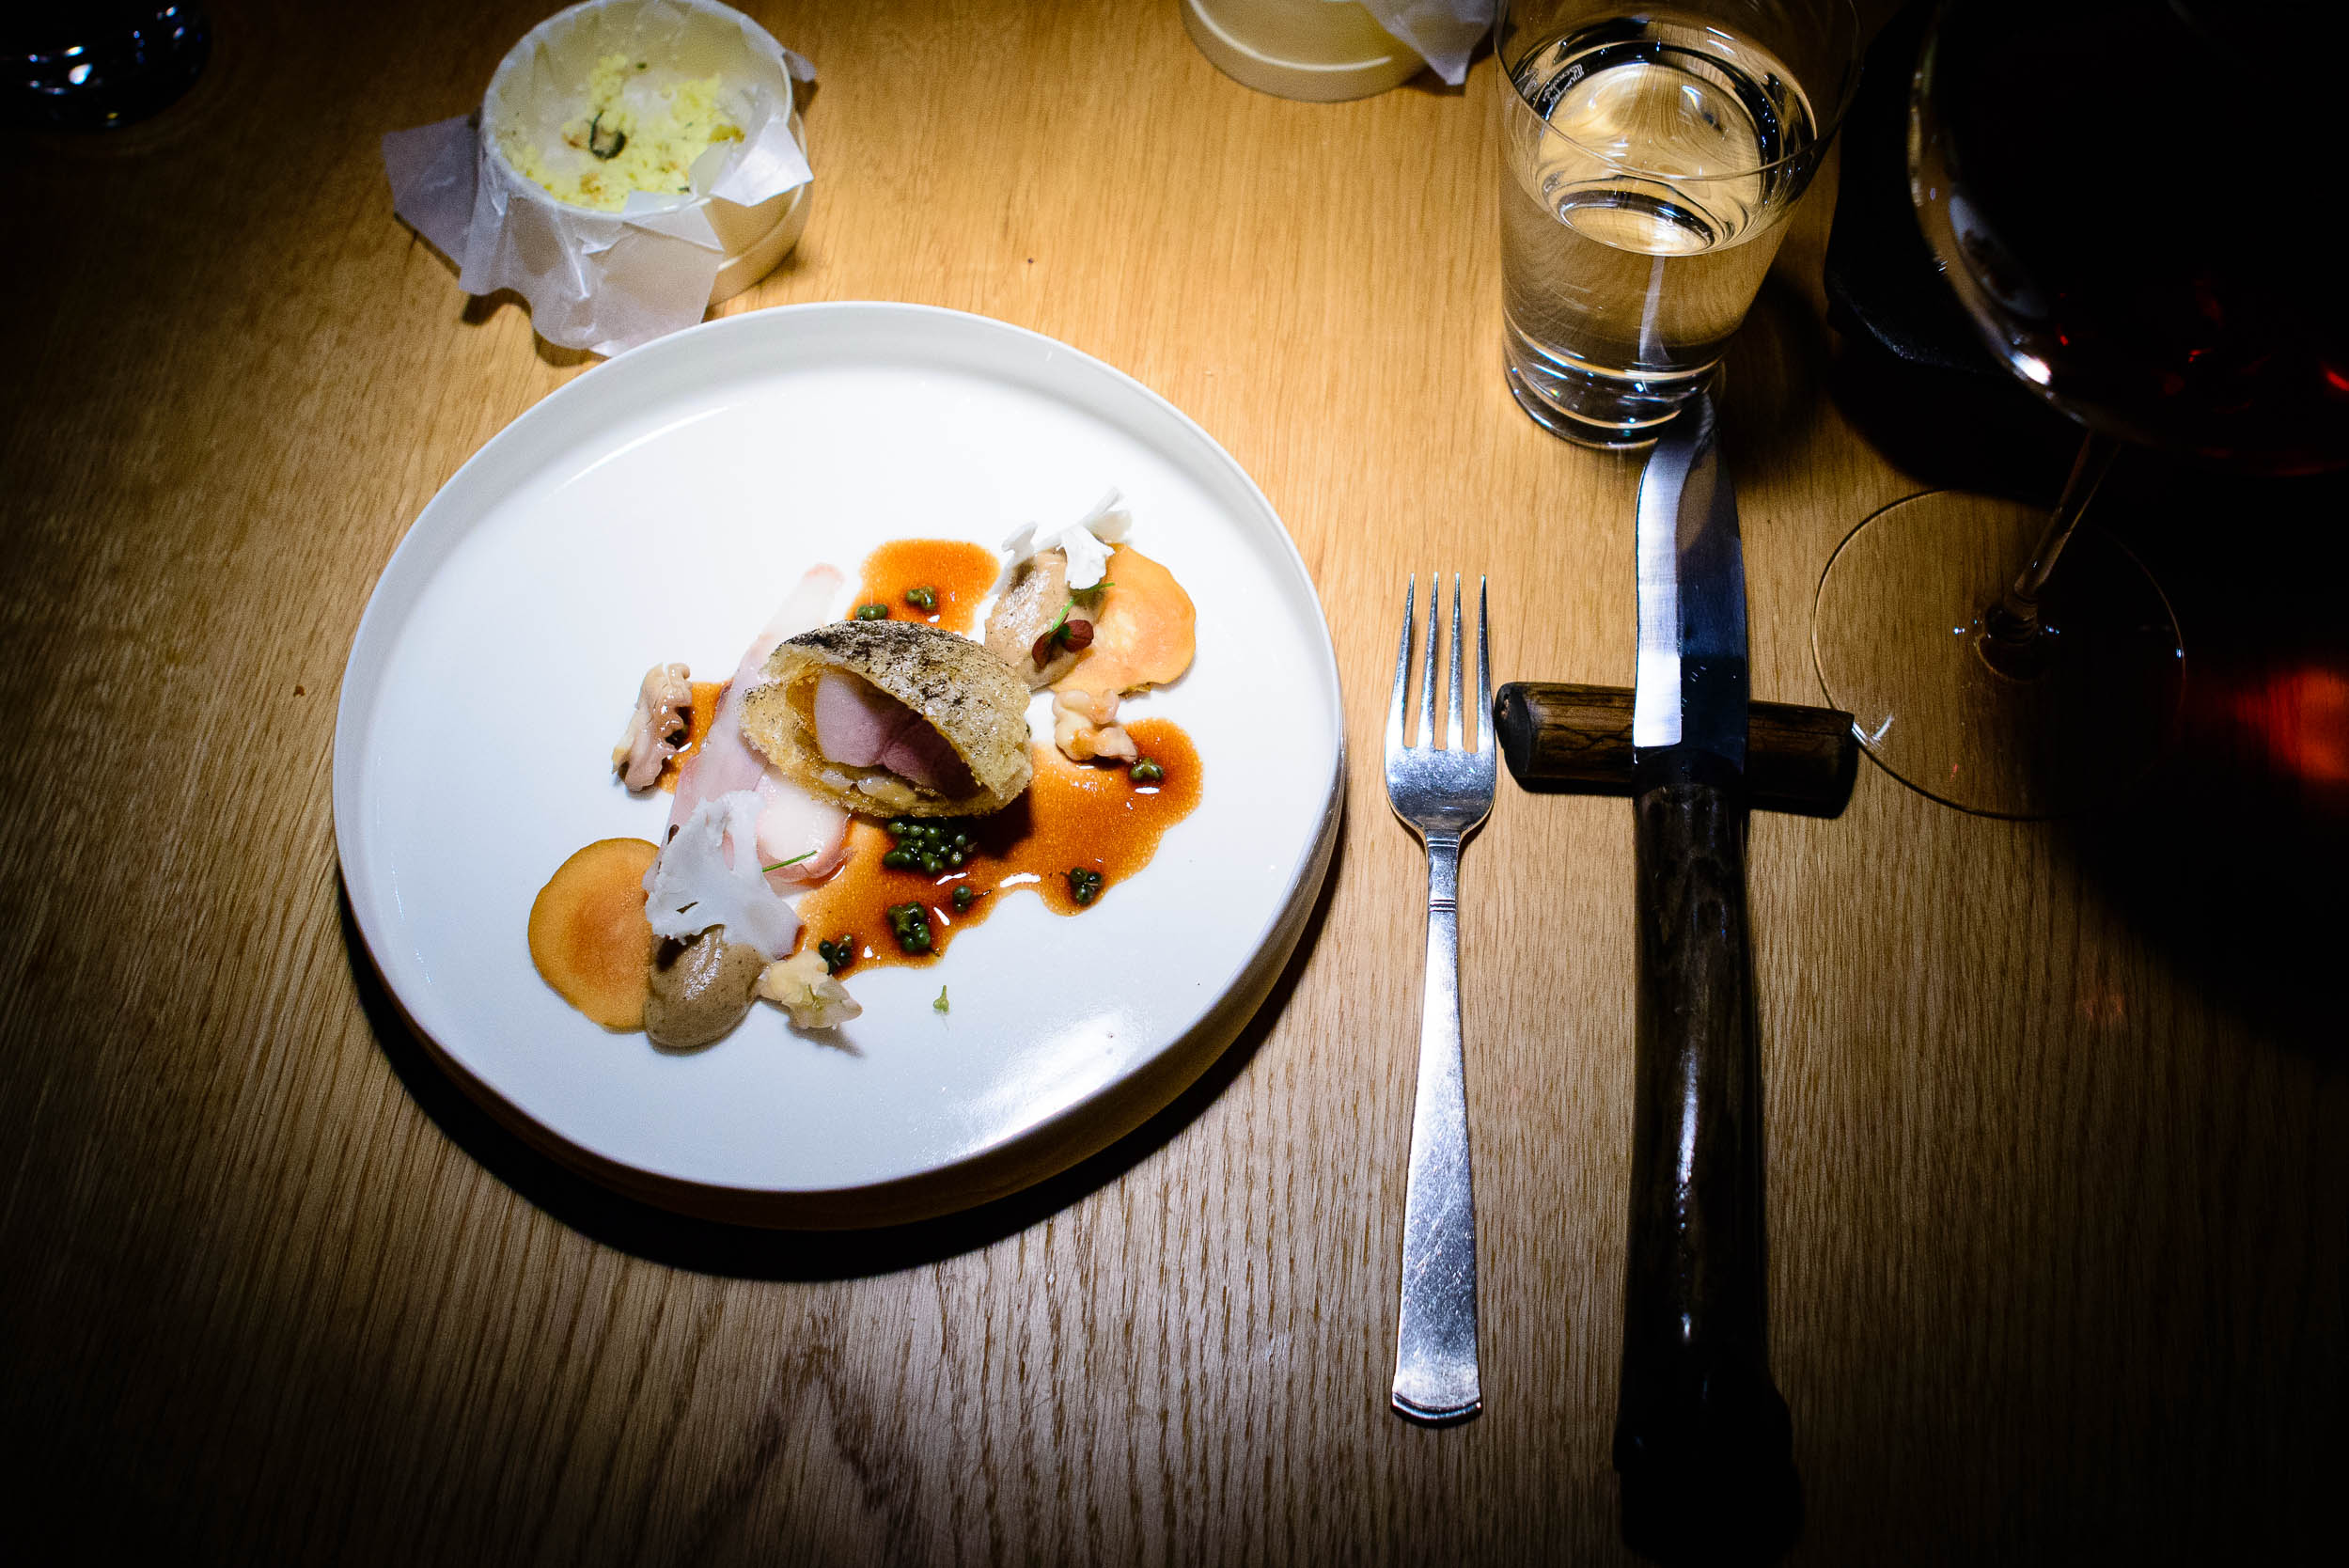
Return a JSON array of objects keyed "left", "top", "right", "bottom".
[
  {"left": 668, "top": 565, "right": 850, "bottom": 886},
  {"left": 810, "top": 672, "right": 896, "bottom": 767},
  {"left": 810, "top": 671, "right": 978, "bottom": 797}
]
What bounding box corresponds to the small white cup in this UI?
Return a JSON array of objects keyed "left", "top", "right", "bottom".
[{"left": 481, "top": 0, "right": 810, "bottom": 306}]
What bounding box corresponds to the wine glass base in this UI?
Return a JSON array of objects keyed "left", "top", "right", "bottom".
[{"left": 1813, "top": 490, "right": 2184, "bottom": 820}]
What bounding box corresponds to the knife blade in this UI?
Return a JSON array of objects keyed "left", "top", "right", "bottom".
[{"left": 1614, "top": 393, "right": 1803, "bottom": 1561}]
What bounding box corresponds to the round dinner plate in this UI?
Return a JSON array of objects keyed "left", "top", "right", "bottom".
[{"left": 333, "top": 302, "right": 1343, "bottom": 1227}]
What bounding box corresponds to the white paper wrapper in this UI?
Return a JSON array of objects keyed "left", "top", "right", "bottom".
[
  {"left": 1360, "top": 0, "right": 1493, "bottom": 86},
  {"left": 384, "top": 0, "right": 815, "bottom": 357}
]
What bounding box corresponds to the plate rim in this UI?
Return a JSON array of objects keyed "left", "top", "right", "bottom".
[{"left": 332, "top": 300, "right": 1344, "bottom": 1227}]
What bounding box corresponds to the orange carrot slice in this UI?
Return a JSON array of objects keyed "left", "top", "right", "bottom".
[
  {"left": 528, "top": 838, "right": 660, "bottom": 1029},
  {"left": 1055, "top": 543, "right": 1195, "bottom": 698}
]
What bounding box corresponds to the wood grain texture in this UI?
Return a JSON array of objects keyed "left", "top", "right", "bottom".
[
  {"left": 1494, "top": 682, "right": 1857, "bottom": 813},
  {"left": 3, "top": 2, "right": 2344, "bottom": 1563},
  {"left": 1620, "top": 778, "right": 1796, "bottom": 1560}
]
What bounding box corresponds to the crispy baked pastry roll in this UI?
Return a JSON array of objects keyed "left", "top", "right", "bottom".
[{"left": 739, "top": 620, "right": 1033, "bottom": 817}]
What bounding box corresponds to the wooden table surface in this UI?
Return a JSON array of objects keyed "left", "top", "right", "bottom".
[{"left": 6, "top": 1, "right": 2344, "bottom": 1561}]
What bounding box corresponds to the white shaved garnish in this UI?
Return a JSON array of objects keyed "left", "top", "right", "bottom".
[
  {"left": 1000, "top": 487, "right": 1133, "bottom": 591},
  {"left": 641, "top": 790, "right": 800, "bottom": 961}
]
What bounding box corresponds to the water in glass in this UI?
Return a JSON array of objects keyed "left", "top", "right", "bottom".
[{"left": 1499, "top": 16, "right": 1818, "bottom": 444}]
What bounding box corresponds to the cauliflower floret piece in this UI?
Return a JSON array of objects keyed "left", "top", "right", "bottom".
[
  {"left": 997, "top": 488, "right": 1131, "bottom": 593},
  {"left": 759, "top": 949, "right": 863, "bottom": 1030},
  {"left": 1052, "top": 687, "right": 1137, "bottom": 763}
]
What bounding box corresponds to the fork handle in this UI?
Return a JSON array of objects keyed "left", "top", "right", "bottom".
[
  {"left": 1391, "top": 832, "right": 1480, "bottom": 1423},
  {"left": 1616, "top": 778, "right": 1800, "bottom": 1560}
]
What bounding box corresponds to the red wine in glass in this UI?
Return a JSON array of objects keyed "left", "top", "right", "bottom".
[
  {"left": 1814, "top": 0, "right": 2347, "bottom": 818},
  {"left": 1924, "top": 0, "right": 2348, "bottom": 474}
]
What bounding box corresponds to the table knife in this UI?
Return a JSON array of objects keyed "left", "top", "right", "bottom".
[{"left": 1615, "top": 393, "right": 1802, "bottom": 1561}]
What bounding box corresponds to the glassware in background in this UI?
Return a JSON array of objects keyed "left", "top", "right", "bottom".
[
  {"left": 1810, "top": 0, "right": 2349, "bottom": 819},
  {"left": 1496, "top": 0, "right": 1859, "bottom": 447},
  {"left": 3, "top": 3, "right": 210, "bottom": 132}
]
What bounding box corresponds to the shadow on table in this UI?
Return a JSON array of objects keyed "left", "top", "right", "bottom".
[
  {"left": 341, "top": 834, "right": 1339, "bottom": 1280},
  {"left": 1823, "top": 335, "right": 2349, "bottom": 1056},
  {"left": 2051, "top": 457, "right": 2349, "bottom": 1058}
]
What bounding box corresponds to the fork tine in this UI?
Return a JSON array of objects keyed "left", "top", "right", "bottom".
[
  {"left": 1417, "top": 569, "right": 1439, "bottom": 749},
  {"left": 1386, "top": 574, "right": 1416, "bottom": 759},
  {"left": 1445, "top": 573, "right": 1464, "bottom": 752},
  {"left": 1475, "top": 576, "right": 1492, "bottom": 756}
]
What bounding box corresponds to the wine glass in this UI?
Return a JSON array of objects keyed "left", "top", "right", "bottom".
[{"left": 1810, "top": 0, "right": 2347, "bottom": 818}]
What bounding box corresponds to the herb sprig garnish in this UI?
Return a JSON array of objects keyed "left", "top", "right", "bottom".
[
  {"left": 1033, "top": 581, "right": 1112, "bottom": 667},
  {"left": 1041, "top": 581, "right": 1112, "bottom": 641}
]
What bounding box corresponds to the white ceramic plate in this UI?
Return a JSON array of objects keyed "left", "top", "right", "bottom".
[{"left": 334, "top": 303, "right": 1342, "bottom": 1227}]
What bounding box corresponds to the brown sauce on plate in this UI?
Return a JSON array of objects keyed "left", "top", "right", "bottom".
[
  {"left": 792, "top": 719, "right": 1199, "bottom": 972},
  {"left": 850, "top": 539, "right": 998, "bottom": 634}
]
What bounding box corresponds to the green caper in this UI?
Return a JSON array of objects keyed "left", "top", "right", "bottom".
[
  {"left": 1130, "top": 759, "right": 1165, "bottom": 784},
  {"left": 952, "top": 885, "right": 978, "bottom": 912},
  {"left": 1066, "top": 868, "right": 1104, "bottom": 905},
  {"left": 904, "top": 585, "right": 938, "bottom": 611},
  {"left": 885, "top": 901, "right": 933, "bottom": 954},
  {"left": 882, "top": 848, "right": 915, "bottom": 870},
  {"left": 817, "top": 937, "right": 853, "bottom": 974},
  {"left": 853, "top": 603, "right": 889, "bottom": 620}
]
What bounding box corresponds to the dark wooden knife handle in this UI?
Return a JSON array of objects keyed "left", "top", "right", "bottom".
[
  {"left": 1496, "top": 682, "right": 1856, "bottom": 817},
  {"left": 1617, "top": 778, "right": 1801, "bottom": 1563}
]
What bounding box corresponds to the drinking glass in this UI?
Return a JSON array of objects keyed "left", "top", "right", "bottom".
[
  {"left": 2, "top": 4, "right": 209, "bottom": 131},
  {"left": 1496, "top": 0, "right": 1860, "bottom": 447},
  {"left": 1810, "top": 0, "right": 2348, "bottom": 819}
]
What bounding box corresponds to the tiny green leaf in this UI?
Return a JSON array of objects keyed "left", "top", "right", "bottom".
[{"left": 1044, "top": 583, "right": 1117, "bottom": 640}]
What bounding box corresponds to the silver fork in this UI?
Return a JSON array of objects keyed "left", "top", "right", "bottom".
[{"left": 1385, "top": 572, "right": 1495, "bottom": 1424}]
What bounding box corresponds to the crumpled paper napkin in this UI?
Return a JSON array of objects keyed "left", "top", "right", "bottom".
[
  {"left": 1361, "top": 0, "right": 1495, "bottom": 86},
  {"left": 383, "top": 0, "right": 814, "bottom": 357}
]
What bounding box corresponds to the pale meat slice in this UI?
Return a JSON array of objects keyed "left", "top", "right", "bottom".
[
  {"left": 809, "top": 672, "right": 977, "bottom": 797},
  {"left": 809, "top": 671, "right": 895, "bottom": 766},
  {"left": 753, "top": 774, "right": 846, "bottom": 879},
  {"left": 669, "top": 565, "right": 850, "bottom": 886}
]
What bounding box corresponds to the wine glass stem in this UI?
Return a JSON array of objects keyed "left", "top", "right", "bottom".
[{"left": 1982, "top": 431, "right": 2120, "bottom": 657}]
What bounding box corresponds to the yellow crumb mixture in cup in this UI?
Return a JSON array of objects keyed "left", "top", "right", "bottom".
[{"left": 499, "top": 53, "right": 744, "bottom": 211}]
